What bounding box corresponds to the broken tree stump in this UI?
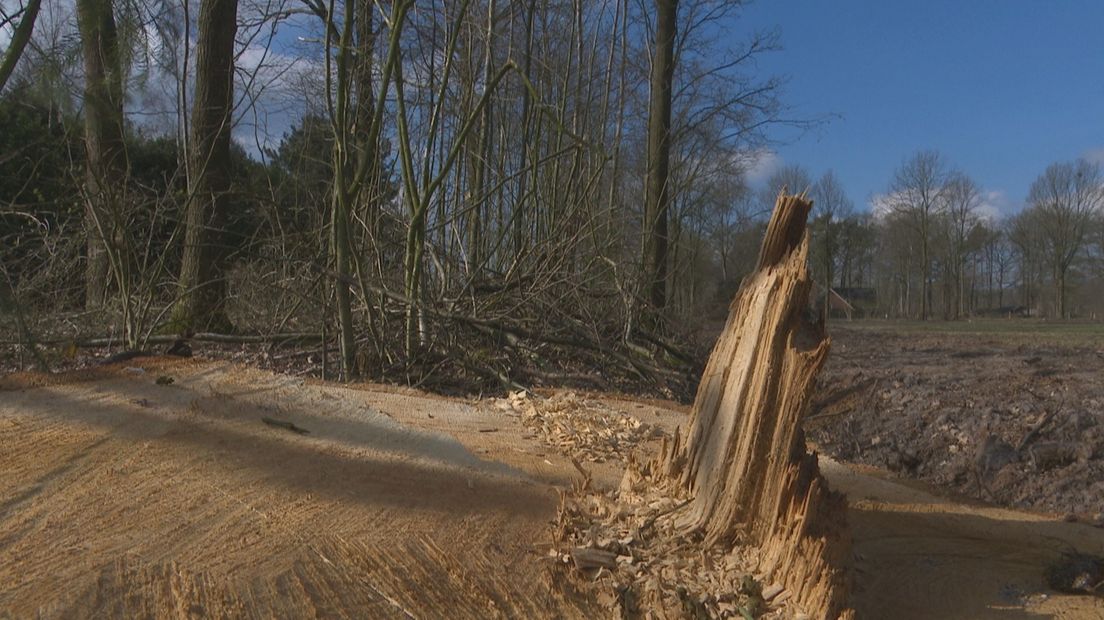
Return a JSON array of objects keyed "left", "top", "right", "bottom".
[{"left": 657, "top": 192, "right": 852, "bottom": 618}]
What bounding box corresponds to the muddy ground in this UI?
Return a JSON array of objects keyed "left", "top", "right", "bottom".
[
  {"left": 2, "top": 355, "right": 1104, "bottom": 618},
  {"left": 810, "top": 321, "right": 1104, "bottom": 519}
]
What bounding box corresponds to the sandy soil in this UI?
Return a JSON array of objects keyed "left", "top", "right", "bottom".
[
  {"left": 824, "top": 459, "right": 1104, "bottom": 619},
  {"left": 2, "top": 358, "right": 1103, "bottom": 618},
  {"left": 0, "top": 359, "right": 599, "bottom": 618}
]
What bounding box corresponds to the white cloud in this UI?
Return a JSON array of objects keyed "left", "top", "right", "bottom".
[
  {"left": 867, "top": 191, "right": 900, "bottom": 219},
  {"left": 976, "top": 189, "right": 1013, "bottom": 223},
  {"left": 744, "top": 149, "right": 780, "bottom": 186},
  {"left": 1083, "top": 147, "right": 1104, "bottom": 167},
  {"left": 869, "top": 187, "right": 1016, "bottom": 223}
]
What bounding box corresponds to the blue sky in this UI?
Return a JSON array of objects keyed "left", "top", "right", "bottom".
[{"left": 738, "top": 0, "right": 1104, "bottom": 217}]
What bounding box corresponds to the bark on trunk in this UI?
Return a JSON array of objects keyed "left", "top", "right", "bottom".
[
  {"left": 658, "top": 192, "right": 852, "bottom": 619},
  {"left": 642, "top": 0, "right": 676, "bottom": 312},
  {"left": 173, "top": 0, "right": 238, "bottom": 330},
  {"left": 0, "top": 0, "right": 42, "bottom": 93},
  {"left": 76, "top": 0, "right": 126, "bottom": 309}
]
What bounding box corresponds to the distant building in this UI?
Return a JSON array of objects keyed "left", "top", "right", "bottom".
[{"left": 812, "top": 285, "right": 876, "bottom": 320}]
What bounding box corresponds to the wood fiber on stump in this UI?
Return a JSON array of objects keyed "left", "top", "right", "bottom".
[{"left": 657, "top": 192, "right": 853, "bottom": 619}]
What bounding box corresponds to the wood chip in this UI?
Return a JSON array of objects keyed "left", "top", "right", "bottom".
[
  {"left": 570, "top": 547, "right": 618, "bottom": 570},
  {"left": 762, "top": 583, "right": 784, "bottom": 601}
]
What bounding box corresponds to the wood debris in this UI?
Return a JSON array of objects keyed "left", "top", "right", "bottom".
[
  {"left": 552, "top": 458, "right": 784, "bottom": 619},
  {"left": 494, "top": 390, "right": 663, "bottom": 463}
]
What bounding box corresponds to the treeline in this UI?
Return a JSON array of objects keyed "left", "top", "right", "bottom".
[
  {"left": 0, "top": 0, "right": 793, "bottom": 394},
  {"left": 2, "top": 0, "right": 1101, "bottom": 392},
  {"left": 762, "top": 152, "right": 1104, "bottom": 321}
]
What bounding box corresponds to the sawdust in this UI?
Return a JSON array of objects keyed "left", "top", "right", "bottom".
[
  {"left": 552, "top": 458, "right": 788, "bottom": 619},
  {"left": 0, "top": 359, "right": 600, "bottom": 618},
  {"left": 495, "top": 390, "right": 664, "bottom": 464}
]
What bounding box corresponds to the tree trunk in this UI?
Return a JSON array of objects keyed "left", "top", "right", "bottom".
[
  {"left": 1056, "top": 268, "right": 1066, "bottom": 319},
  {"left": 920, "top": 226, "right": 930, "bottom": 320},
  {"left": 471, "top": 0, "right": 495, "bottom": 275},
  {"left": 76, "top": 0, "right": 126, "bottom": 309},
  {"left": 329, "top": 0, "right": 358, "bottom": 379},
  {"left": 642, "top": 0, "right": 676, "bottom": 312},
  {"left": 173, "top": 0, "right": 237, "bottom": 331},
  {"left": 823, "top": 214, "right": 833, "bottom": 322},
  {"left": 514, "top": 0, "right": 536, "bottom": 256},
  {"left": 658, "top": 193, "right": 852, "bottom": 619},
  {"left": 0, "top": 0, "right": 42, "bottom": 93}
]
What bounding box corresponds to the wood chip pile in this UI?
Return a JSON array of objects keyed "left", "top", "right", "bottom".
[
  {"left": 494, "top": 390, "right": 663, "bottom": 463},
  {"left": 552, "top": 462, "right": 796, "bottom": 619}
]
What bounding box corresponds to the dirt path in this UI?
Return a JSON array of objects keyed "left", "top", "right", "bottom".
[{"left": 2, "top": 360, "right": 1103, "bottom": 618}]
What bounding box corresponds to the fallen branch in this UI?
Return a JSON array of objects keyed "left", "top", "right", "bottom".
[
  {"left": 7, "top": 332, "right": 324, "bottom": 348},
  {"left": 1016, "top": 406, "right": 1060, "bottom": 453}
]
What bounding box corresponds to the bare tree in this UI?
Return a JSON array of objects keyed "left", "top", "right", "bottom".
[
  {"left": 1025, "top": 158, "right": 1104, "bottom": 318},
  {"left": 1008, "top": 209, "right": 1043, "bottom": 313},
  {"left": 810, "top": 170, "right": 852, "bottom": 320},
  {"left": 320, "top": 0, "right": 396, "bottom": 379},
  {"left": 836, "top": 212, "right": 875, "bottom": 291},
  {"left": 466, "top": 0, "right": 496, "bottom": 276},
  {"left": 642, "top": 0, "right": 677, "bottom": 313},
  {"left": 940, "top": 171, "right": 981, "bottom": 318},
  {"left": 0, "top": 0, "right": 42, "bottom": 92},
  {"left": 1, "top": 0, "right": 798, "bottom": 394},
  {"left": 173, "top": 0, "right": 239, "bottom": 330},
  {"left": 760, "top": 164, "right": 811, "bottom": 209},
  {"left": 887, "top": 150, "right": 947, "bottom": 319},
  {"left": 978, "top": 223, "right": 1014, "bottom": 310},
  {"left": 75, "top": 0, "right": 127, "bottom": 309}
]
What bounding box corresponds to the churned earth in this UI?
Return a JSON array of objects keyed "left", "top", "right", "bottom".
[{"left": 810, "top": 321, "right": 1104, "bottom": 519}]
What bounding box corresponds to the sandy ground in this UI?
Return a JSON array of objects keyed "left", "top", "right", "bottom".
[
  {"left": 824, "top": 459, "right": 1104, "bottom": 619},
  {"left": 2, "top": 358, "right": 1103, "bottom": 618},
  {"left": 0, "top": 359, "right": 599, "bottom": 618}
]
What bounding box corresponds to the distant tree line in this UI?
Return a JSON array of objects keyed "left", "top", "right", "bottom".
[{"left": 754, "top": 152, "right": 1104, "bottom": 321}]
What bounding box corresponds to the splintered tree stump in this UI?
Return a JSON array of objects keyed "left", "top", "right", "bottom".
[{"left": 657, "top": 192, "right": 852, "bottom": 619}]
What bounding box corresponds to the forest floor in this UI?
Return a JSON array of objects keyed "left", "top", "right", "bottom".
[{"left": 1, "top": 344, "right": 1103, "bottom": 618}]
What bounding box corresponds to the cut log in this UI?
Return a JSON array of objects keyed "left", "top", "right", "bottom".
[{"left": 657, "top": 192, "right": 852, "bottom": 619}]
